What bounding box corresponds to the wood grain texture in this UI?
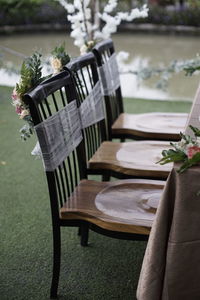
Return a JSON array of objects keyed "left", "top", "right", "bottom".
[
  {"left": 112, "top": 112, "right": 188, "bottom": 141},
  {"left": 60, "top": 179, "right": 165, "bottom": 235},
  {"left": 88, "top": 141, "right": 172, "bottom": 179}
]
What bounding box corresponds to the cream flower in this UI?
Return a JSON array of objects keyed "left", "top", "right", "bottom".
[
  {"left": 80, "top": 44, "right": 88, "bottom": 55},
  {"left": 19, "top": 109, "right": 29, "bottom": 119},
  {"left": 51, "top": 57, "right": 62, "bottom": 73},
  {"left": 87, "top": 40, "right": 95, "bottom": 48}
]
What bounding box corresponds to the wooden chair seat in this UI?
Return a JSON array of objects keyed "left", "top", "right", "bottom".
[
  {"left": 60, "top": 179, "right": 165, "bottom": 235},
  {"left": 88, "top": 140, "right": 172, "bottom": 179},
  {"left": 112, "top": 112, "right": 188, "bottom": 141}
]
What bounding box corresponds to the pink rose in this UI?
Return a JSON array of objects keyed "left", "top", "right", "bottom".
[
  {"left": 12, "top": 88, "right": 20, "bottom": 101},
  {"left": 187, "top": 146, "right": 200, "bottom": 159},
  {"left": 15, "top": 105, "right": 22, "bottom": 115}
]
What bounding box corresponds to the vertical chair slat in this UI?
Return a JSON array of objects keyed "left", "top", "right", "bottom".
[
  {"left": 83, "top": 65, "right": 99, "bottom": 153},
  {"left": 67, "top": 156, "right": 74, "bottom": 194},
  {"left": 55, "top": 169, "right": 63, "bottom": 207},
  {"left": 52, "top": 93, "right": 59, "bottom": 111},
  {"left": 62, "top": 162, "right": 71, "bottom": 197},
  {"left": 44, "top": 98, "right": 52, "bottom": 116},
  {"left": 58, "top": 165, "right": 67, "bottom": 204},
  {"left": 59, "top": 88, "right": 66, "bottom": 107},
  {"left": 72, "top": 151, "right": 78, "bottom": 187},
  {"left": 75, "top": 71, "right": 85, "bottom": 105},
  {"left": 39, "top": 102, "right": 48, "bottom": 119},
  {"left": 80, "top": 68, "right": 89, "bottom": 95}
]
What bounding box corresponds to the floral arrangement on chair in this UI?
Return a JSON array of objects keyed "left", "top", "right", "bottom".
[
  {"left": 50, "top": 43, "right": 70, "bottom": 74},
  {"left": 11, "top": 52, "right": 45, "bottom": 140},
  {"left": 12, "top": 44, "right": 70, "bottom": 140},
  {"left": 157, "top": 125, "right": 200, "bottom": 173}
]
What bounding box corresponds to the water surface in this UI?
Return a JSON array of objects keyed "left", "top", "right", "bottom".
[{"left": 0, "top": 32, "right": 199, "bottom": 100}]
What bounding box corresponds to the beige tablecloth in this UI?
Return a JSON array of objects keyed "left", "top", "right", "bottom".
[{"left": 137, "top": 164, "right": 200, "bottom": 300}]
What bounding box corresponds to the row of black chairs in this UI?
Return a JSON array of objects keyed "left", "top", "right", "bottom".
[{"left": 25, "top": 39, "right": 184, "bottom": 298}]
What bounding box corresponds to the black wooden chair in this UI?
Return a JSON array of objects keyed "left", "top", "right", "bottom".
[
  {"left": 92, "top": 38, "right": 188, "bottom": 141},
  {"left": 65, "top": 53, "right": 172, "bottom": 181},
  {"left": 25, "top": 70, "right": 165, "bottom": 298}
]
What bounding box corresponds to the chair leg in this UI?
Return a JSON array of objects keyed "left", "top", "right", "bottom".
[
  {"left": 77, "top": 227, "right": 81, "bottom": 236},
  {"left": 50, "top": 225, "right": 61, "bottom": 299},
  {"left": 80, "top": 223, "right": 89, "bottom": 247},
  {"left": 102, "top": 170, "right": 111, "bottom": 181}
]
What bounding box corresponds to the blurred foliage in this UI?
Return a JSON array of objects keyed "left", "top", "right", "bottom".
[
  {"left": 0, "top": 0, "right": 67, "bottom": 26},
  {"left": 156, "top": 0, "right": 175, "bottom": 6},
  {"left": 0, "top": 0, "right": 199, "bottom": 27},
  {"left": 0, "top": 0, "right": 43, "bottom": 14},
  {"left": 0, "top": 0, "right": 43, "bottom": 4},
  {"left": 188, "top": 0, "right": 200, "bottom": 8},
  {"left": 136, "top": 4, "right": 200, "bottom": 26}
]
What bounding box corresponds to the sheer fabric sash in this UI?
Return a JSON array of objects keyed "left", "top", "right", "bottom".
[
  {"left": 98, "top": 53, "right": 120, "bottom": 95},
  {"left": 35, "top": 100, "right": 82, "bottom": 171},
  {"left": 79, "top": 81, "right": 105, "bottom": 128},
  {"left": 34, "top": 81, "right": 105, "bottom": 170}
]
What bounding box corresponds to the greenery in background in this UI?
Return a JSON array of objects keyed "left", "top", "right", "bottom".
[
  {"left": 188, "top": 0, "right": 200, "bottom": 8},
  {"left": 0, "top": 84, "right": 192, "bottom": 299},
  {"left": 0, "top": 0, "right": 200, "bottom": 27},
  {"left": 130, "top": 56, "right": 200, "bottom": 91},
  {"left": 0, "top": 0, "right": 67, "bottom": 26},
  {"left": 143, "top": 3, "right": 200, "bottom": 26}
]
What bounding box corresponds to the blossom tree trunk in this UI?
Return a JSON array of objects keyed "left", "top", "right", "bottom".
[{"left": 90, "top": 0, "right": 100, "bottom": 39}]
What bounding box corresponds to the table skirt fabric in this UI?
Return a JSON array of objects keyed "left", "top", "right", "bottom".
[{"left": 137, "top": 164, "right": 200, "bottom": 300}]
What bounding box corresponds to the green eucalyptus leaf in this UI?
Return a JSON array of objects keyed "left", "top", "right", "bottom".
[{"left": 189, "top": 125, "right": 200, "bottom": 137}]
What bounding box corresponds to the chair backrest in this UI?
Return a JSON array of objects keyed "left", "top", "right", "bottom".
[
  {"left": 24, "top": 70, "right": 87, "bottom": 222},
  {"left": 65, "top": 53, "right": 107, "bottom": 162},
  {"left": 93, "top": 39, "right": 124, "bottom": 139}
]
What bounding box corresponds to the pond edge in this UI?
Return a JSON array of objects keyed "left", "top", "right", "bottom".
[{"left": 0, "top": 23, "right": 199, "bottom": 36}]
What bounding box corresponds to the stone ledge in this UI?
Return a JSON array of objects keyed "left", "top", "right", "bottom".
[
  {"left": 0, "top": 23, "right": 69, "bottom": 34},
  {"left": 0, "top": 23, "right": 199, "bottom": 36},
  {"left": 118, "top": 23, "right": 200, "bottom": 35}
]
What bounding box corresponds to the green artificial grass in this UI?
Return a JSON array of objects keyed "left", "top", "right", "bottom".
[{"left": 0, "top": 85, "right": 192, "bottom": 300}]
